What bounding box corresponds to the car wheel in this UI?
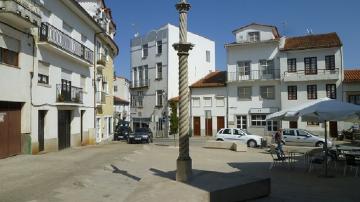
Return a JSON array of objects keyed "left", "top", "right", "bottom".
[
  {"left": 216, "top": 138, "right": 224, "bottom": 141},
  {"left": 247, "top": 140, "right": 257, "bottom": 148},
  {"left": 316, "top": 141, "right": 324, "bottom": 147}
]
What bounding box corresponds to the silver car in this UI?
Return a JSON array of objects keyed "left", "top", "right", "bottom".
[{"left": 281, "top": 129, "right": 332, "bottom": 147}]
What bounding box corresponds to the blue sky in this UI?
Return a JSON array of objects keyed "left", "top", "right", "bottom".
[{"left": 106, "top": 0, "right": 360, "bottom": 79}]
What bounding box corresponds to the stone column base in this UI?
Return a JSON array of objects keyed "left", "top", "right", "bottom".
[{"left": 176, "top": 158, "right": 192, "bottom": 182}]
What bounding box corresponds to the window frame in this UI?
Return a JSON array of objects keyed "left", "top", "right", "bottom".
[
  {"left": 304, "top": 57, "right": 317, "bottom": 75},
  {"left": 203, "top": 97, "right": 212, "bottom": 107},
  {"left": 142, "top": 44, "right": 148, "bottom": 58},
  {"left": 192, "top": 97, "right": 201, "bottom": 107},
  {"left": 248, "top": 31, "right": 260, "bottom": 42},
  {"left": 251, "top": 114, "right": 267, "bottom": 127},
  {"left": 288, "top": 85, "right": 297, "bottom": 100},
  {"left": 156, "top": 62, "right": 162, "bottom": 80},
  {"left": 325, "top": 55, "right": 335, "bottom": 70},
  {"left": 237, "top": 86, "right": 252, "bottom": 100},
  {"left": 215, "top": 96, "right": 225, "bottom": 107},
  {"left": 156, "top": 90, "right": 163, "bottom": 107},
  {"left": 206, "top": 50, "right": 211, "bottom": 63},
  {"left": 38, "top": 74, "right": 49, "bottom": 85},
  {"left": 287, "top": 58, "right": 297, "bottom": 72},
  {"left": 260, "top": 86, "right": 275, "bottom": 100},
  {"left": 307, "top": 85, "right": 317, "bottom": 100},
  {"left": 326, "top": 84, "right": 336, "bottom": 99},
  {"left": 156, "top": 40, "right": 162, "bottom": 55},
  {"left": 0, "top": 48, "right": 19, "bottom": 67}
]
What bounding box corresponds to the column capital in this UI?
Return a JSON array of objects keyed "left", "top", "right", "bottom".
[
  {"left": 173, "top": 43, "right": 194, "bottom": 53},
  {"left": 176, "top": 1, "right": 191, "bottom": 13}
]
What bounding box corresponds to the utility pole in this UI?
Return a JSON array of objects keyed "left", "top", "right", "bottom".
[{"left": 173, "top": 0, "right": 193, "bottom": 182}]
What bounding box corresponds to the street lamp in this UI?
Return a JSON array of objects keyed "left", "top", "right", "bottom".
[{"left": 173, "top": 0, "right": 193, "bottom": 182}]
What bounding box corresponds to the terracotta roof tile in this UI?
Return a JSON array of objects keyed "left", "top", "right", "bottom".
[
  {"left": 190, "top": 71, "right": 227, "bottom": 88},
  {"left": 344, "top": 69, "right": 360, "bottom": 83},
  {"left": 282, "top": 32, "right": 342, "bottom": 51}
]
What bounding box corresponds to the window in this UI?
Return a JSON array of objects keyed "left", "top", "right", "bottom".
[
  {"left": 38, "top": 61, "right": 49, "bottom": 85},
  {"left": 62, "top": 22, "right": 73, "bottom": 35},
  {"left": 307, "top": 85, "right": 317, "bottom": 99},
  {"left": 304, "top": 57, "right": 317, "bottom": 75},
  {"left": 283, "top": 129, "right": 295, "bottom": 136},
  {"left": 237, "top": 61, "right": 251, "bottom": 76},
  {"left": 192, "top": 97, "right": 200, "bottom": 107},
  {"left": 144, "top": 65, "right": 149, "bottom": 82},
  {"left": 0, "top": 48, "right": 19, "bottom": 67},
  {"left": 248, "top": 32, "right": 260, "bottom": 42},
  {"left": 325, "top": 55, "right": 335, "bottom": 70},
  {"left": 251, "top": 115, "right": 267, "bottom": 126},
  {"left": 298, "top": 130, "right": 309, "bottom": 137},
  {"left": 349, "top": 95, "right": 360, "bottom": 105},
  {"left": 222, "top": 129, "right": 232, "bottom": 135},
  {"left": 156, "top": 40, "right": 162, "bottom": 55},
  {"left": 156, "top": 90, "right": 163, "bottom": 106},
  {"left": 236, "top": 115, "right": 247, "bottom": 129},
  {"left": 203, "top": 97, "right": 212, "bottom": 107},
  {"left": 38, "top": 74, "right": 49, "bottom": 85},
  {"left": 142, "top": 44, "right": 148, "bottom": 58},
  {"left": 259, "top": 60, "right": 274, "bottom": 75},
  {"left": 237, "top": 87, "right": 252, "bottom": 99},
  {"left": 156, "top": 63, "right": 162, "bottom": 79},
  {"left": 326, "top": 84, "right": 336, "bottom": 99},
  {"left": 307, "top": 122, "right": 319, "bottom": 126},
  {"left": 267, "top": 120, "right": 278, "bottom": 131},
  {"left": 260, "top": 86, "right": 275, "bottom": 99},
  {"left": 81, "top": 34, "right": 87, "bottom": 43},
  {"left": 104, "top": 47, "right": 109, "bottom": 61},
  {"left": 103, "top": 82, "right": 108, "bottom": 94},
  {"left": 131, "top": 95, "right": 137, "bottom": 107},
  {"left": 233, "top": 129, "right": 241, "bottom": 135},
  {"left": 206, "top": 50, "right": 211, "bottom": 63},
  {"left": 288, "top": 86, "right": 297, "bottom": 100},
  {"left": 287, "top": 58, "right": 297, "bottom": 72},
  {"left": 114, "top": 85, "right": 118, "bottom": 92},
  {"left": 215, "top": 96, "right": 225, "bottom": 107},
  {"left": 137, "top": 91, "right": 143, "bottom": 107}
]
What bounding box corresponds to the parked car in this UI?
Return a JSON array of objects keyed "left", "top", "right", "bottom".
[
  {"left": 128, "top": 128, "right": 153, "bottom": 144},
  {"left": 281, "top": 128, "right": 333, "bottom": 147},
  {"left": 215, "top": 128, "right": 263, "bottom": 148},
  {"left": 114, "top": 125, "right": 132, "bottom": 141}
]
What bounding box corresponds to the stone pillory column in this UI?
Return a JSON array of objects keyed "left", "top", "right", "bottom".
[{"left": 173, "top": 0, "right": 193, "bottom": 182}]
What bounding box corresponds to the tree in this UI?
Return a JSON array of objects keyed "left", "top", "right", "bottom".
[{"left": 169, "top": 100, "right": 179, "bottom": 135}]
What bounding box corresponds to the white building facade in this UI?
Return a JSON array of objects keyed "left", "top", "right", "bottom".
[
  {"left": 114, "top": 76, "right": 130, "bottom": 124},
  {"left": 190, "top": 71, "right": 227, "bottom": 137},
  {"left": 226, "top": 24, "right": 282, "bottom": 136},
  {"left": 0, "top": 0, "right": 41, "bottom": 158},
  {"left": 130, "top": 24, "right": 215, "bottom": 137}
]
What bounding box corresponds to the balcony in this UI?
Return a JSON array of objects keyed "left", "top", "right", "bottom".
[
  {"left": 39, "top": 22, "right": 94, "bottom": 65},
  {"left": 96, "top": 91, "right": 106, "bottom": 105},
  {"left": 56, "top": 84, "right": 83, "bottom": 104},
  {"left": 130, "top": 80, "right": 150, "bottom": 89},
  {"left": 227, "top": 69, "right": 280, "bottom": 82},
  {"left": 0, "top": 0, "right": 41, "bottom": 29},
  {"left": 283, "top": 68, "right": 340, "bottom": 82},
  {"left": 96, "top": 53, "right": 107, "bottom": 71}
]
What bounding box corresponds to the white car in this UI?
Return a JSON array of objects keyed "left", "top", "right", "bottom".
[
  {"left": 216, "top": 128, "right": 263, "bottom": 148},
  {"left": 281, "top": 129, "right": 333, "bottom": 147}
]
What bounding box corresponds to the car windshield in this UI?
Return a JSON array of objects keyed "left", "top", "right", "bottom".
[{"left": 135, "top": 128, "right": 148, "bottom": 133}]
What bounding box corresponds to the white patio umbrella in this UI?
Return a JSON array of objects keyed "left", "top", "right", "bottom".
[{"left": 267, "top": 97, "right": 360, "bottom": 176}]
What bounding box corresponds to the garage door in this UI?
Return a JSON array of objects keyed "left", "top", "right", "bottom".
[{"left": 0, "top": 102, "right": 22, "bottom": 159}]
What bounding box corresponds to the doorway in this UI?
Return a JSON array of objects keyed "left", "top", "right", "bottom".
[
  {"left": 80, "top": 110, "right": 85, "bottom": 144},
  {"left": 58, "top": 110, "right": 71, "bottom": 150},
  {"left": 38, "top": 110, "right": 47, "bottom": 152},
  {"left": 193, "top": 117, "right": 200, "bottom": 136},
  {"left": 217, "top": 116, "right": 225, "bottom": 132},
  {"left": 205, "top": 118, "right": 213, "bottom": 136},
  {"left": 329, "top": 121, "right": 338, "bottom": 138}
]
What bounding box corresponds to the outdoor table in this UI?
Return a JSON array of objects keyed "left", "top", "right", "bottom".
[{"left": 283, "top": 146, "right": 318, "bottom": 168}]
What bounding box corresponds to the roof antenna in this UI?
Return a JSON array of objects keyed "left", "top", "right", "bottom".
[{"left": 131, "top": 23, "right": 139, "bottom": 38}]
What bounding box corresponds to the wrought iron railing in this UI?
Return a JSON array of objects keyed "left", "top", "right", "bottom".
[
  {"left": 40, "top": 22, "right": 94, "bottom": 64},
  {"left": 227, "top": 69, "right": 280, "bottom": 82},
  {"left": 56, "top": 84, "right": 83, "bottom": 104},
  {"left": 283, "top": 68, "right": 339, "bottom": 77},
  {"left": 130, "top": 79, "right": 150, "bottom": 88}
]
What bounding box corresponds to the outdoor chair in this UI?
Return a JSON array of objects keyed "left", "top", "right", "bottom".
[
  {"left": 269, "top": 145, "right": 290, "bottom": 170},
  {"left": 343, "top": 154, "right": 360, "bottom": 177},
  {"left": 307, "top": 148, "right": 327, "bottom": 173}
]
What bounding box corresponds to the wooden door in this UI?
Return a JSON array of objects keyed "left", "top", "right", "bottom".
[
  {"left": 217, "top": 116, "right": 225, "bottom": 132},
  {"left": 58, "top": 110, "right": 71, "bottom": 150},
  {"left": 80, "top": 110, "right": 85, "bottom": 143},
  {"left": 329, "top": 121, "right": 338, "bottom": 138},
  {"left": 205, "top": 118, "right": 213, "bottom": 136},
  {"left": 38, "top": 110, "right": 46, "bottom": 152},
  {"left": 289, "top": 121, "right": 298, "bottom": 129},
  {"left": 0, "top": 102, "right": 21, "bottom": 159},
  {"left": 193, "top": 117, "right": 200, "bottom": 136}
]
